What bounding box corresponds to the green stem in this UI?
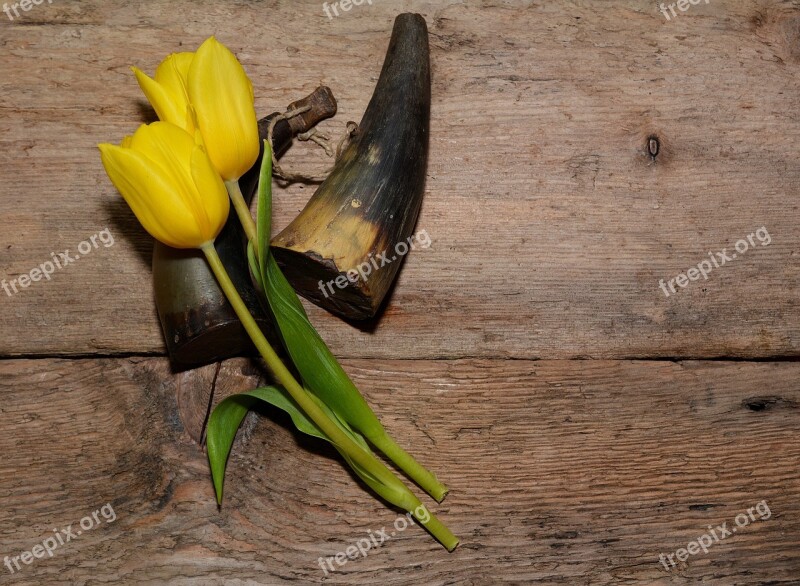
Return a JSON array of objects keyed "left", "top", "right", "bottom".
[
  {"left": 225, "top": 180, "right": 257, "bottom": 244},
  {"left": 371, "top": 433, "right": 448, "bottom": 502},
  {"left": 227, "top": 181, "right": 450, "bottom": 501},
  {"left": 200, "top": 242, "right": 458, "bottom": 550}
]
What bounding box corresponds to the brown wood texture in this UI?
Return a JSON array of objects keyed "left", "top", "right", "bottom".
[
  {"left": 1, "top": 358, "right": 798, "bottom": 585},
  {"left": 0, "top": 0, "right": 798, "bottom": 359},
  {"left": 1, "top": 1, "right": 799, "bottom": 584}
]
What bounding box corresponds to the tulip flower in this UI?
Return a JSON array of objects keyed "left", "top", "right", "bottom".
[
  {"left": 188, "top": 37, "right": 259, "bottom": 182},
  {"left": 98, "top": 122, "right": 229, "bottom": 249},
  {"left": 132, "top": 53, "right": 196, "bottom": 134}
]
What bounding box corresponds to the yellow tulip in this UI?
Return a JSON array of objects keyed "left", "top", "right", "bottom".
[
  {"left": 98, "top": 122, "right": 229, "bottom": 249},
  {"left": 133, "top": 52, "right": 196, "bottom": 133},
  {"left": 188, "top": 37, "right": 259, "bottom": 181}
]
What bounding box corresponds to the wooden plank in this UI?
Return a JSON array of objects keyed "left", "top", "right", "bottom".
[
  {"left": 0, "top": 357, "right": 798, "bottom": 584},
  {"left": 0, "top": 1, "right": 799, "bottom": 359}
]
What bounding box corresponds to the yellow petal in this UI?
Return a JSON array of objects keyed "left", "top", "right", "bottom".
[
  {"left": 132, "top": 66, "right": 191, "bottom": 132},
  {"left": 154, "top": 52, "right": 194, "bottom": 100},
  {"left": 128, "top": 122, "right": 227, "bottom": 245},
  {"left": 189, "top": 144, "right": 230, "bottom": 241},
  {"left": 129, "top": 121, "right": 198, "bottom": 203},
  {"left": 155, "top": 53, "right": 195, "bottom": 133},
  {"left": 99, "top": 122, "right": 229, "bottom": 248},
  {"left": 188, "top": 36, "right": 259, "bottom": 181},
  {"left": 99, "top": 141, "right": 205, "bottom": 248}
]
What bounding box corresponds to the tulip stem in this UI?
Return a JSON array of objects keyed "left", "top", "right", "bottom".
[
  {"left": 225, "top": 181, "right": 257, "bottom": 244},
  {"left": 201, "top": 242, "right": 458, "bottom": 551}
]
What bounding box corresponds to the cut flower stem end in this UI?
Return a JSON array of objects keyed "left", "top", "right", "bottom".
[
  {"left": 200, "top": 241, "right": 458, "bottom": 550},
  {"left": 371, "top": 432, "right": 449, "bottom": 503}
]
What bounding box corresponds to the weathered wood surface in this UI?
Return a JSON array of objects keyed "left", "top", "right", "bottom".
[
  {"left": 1, "top": 358, "right": 798, "bottom": 585},
  {"left": 1, "top": 1, "right": 799, "bottom": 585},
  {"left": 0, "top": 0, "right": 799, "bottom": 359}
]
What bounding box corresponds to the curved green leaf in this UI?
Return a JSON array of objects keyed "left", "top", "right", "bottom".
[
  {"left": 207, "top": 385, "right": 325, "bottom": 505},
  {"left": 206, "top": 392, "right": 257, "bottom": 504},
  {"left": 207, "top": 385, "right": 412, "bottom": 511},
  {"left": 246, "top": 240, "right": 263, "bottom": 291},
  {"left": 262, "top": 254, "right": 383, "bottom": 439}
]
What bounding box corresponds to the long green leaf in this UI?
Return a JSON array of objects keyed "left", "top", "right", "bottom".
[
  {"left": 206, "top": 391, "right": 258, "bottom": 504},
  {"left": 207, "top": 385, "right": 411, "bottom": 510},
  {"left": 249, "top": 136, "right": 380, "bottom": 436},
  {"left": 250, "top": 142, "right": 384, "bottom": 439},
  {"left": 256, "top": 140, "right": 272, "bottom": 287},
  {"left": 262, "top": 255, "right": 383, "bottom": 438},
  {"left": 249, "top": 146, "right": 447, "bottom": 501},
  {"left": 246, "top": 240, "right": 263, "bottom": 290}
]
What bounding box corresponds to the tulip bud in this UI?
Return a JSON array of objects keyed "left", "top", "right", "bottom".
[
  {"left": 98, "top": 122, "right": 230, "bottom": 249},
  {"left": 188, "top": 37, "right": 260, "bottom": 181}
]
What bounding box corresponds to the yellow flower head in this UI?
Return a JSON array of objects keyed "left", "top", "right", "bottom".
[
  {"left": 98, "top": 122, "right": 230, "bottom": 249},
  {"left": 133, "top": 52, "right": 196, "bottom": 133},
  {"left": 188, "top": 37, "right": 259, "bottom": 181}
]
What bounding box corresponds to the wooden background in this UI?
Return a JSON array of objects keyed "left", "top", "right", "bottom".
[{"left": 1, "top": 0, "right": 798, "bottom": 584}]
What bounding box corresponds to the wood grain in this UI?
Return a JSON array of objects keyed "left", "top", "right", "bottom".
[
  {"left": 0, "top": 0, "right": 798, "bottom": 359},
  {"left": 0, "top": 359, "right": 800, "bottom": 584},
  {"left": 0, "top": 357, "right": 798, "bottom": 584}
]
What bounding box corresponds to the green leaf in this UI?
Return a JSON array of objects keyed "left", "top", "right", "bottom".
[
  {"left": 341, "top": 453, "right": 413, "bottom": 508},
  {"left": 250, "top": 385, "right": 327, "bottom": 441},
  {"left": 207, "top": 385, "right": 323, "bottom": 505},
  {"left": 206, "top": 392, "right": 257, "bottom": 504},
  {"left": 248, "top": 143, "right": 447, "bottom": 501},
  {"left": 250, "top": 140, "right": 384, "bottom": 441},
  {"left": 262, "top": 255, "right": 384, "bottom": 439},
  {"left": 246, "top": 240, "right": 263, "bottom": 290},
  {"left": 255, "top": 139, "right": 272, "bottom": 287},
  {"left": 206, "top": 385, "right": 412, "bottom": 511}
]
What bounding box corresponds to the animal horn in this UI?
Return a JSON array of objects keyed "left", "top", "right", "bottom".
[{"left": 270, "top": 13, "right": 431, "bottom": 320}]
